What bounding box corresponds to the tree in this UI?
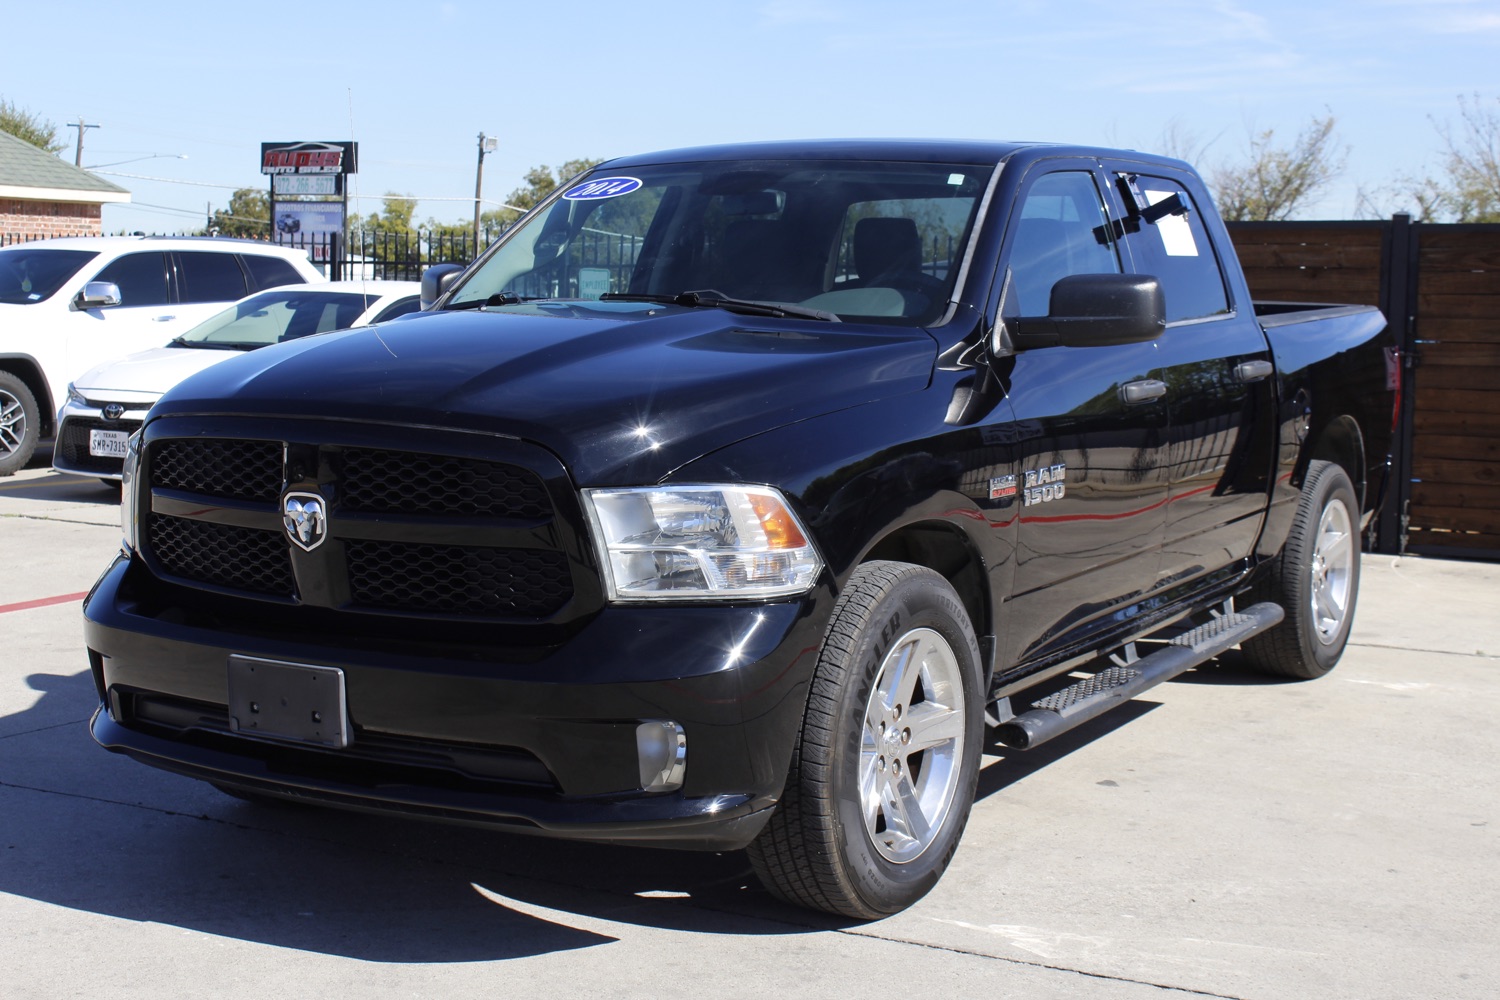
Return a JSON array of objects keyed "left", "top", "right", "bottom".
[
  {"left": 481, "top": 157, "right": 604, "bottom": 229},
  {"left": 1407, "top": 94, "right": 1500, "bottom": 222},
  {"left": 207, "top": 188, "right": 270, "bottom": 237},
  {"left": 353, "top": 192, "right": 417, "bottom": 232},
  {"left": 0, "top": 97, "right": 65, "bottom": 154},
  {"left": 1209, "top": 115, "right": 1345, "bottom": 221}
]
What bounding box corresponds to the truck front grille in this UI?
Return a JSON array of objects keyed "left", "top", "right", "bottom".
[
  {"left": 153, "top": 439, "right": 283, "bottom": 501},
  {"left": 340, "top": 448, "right": 551, "bottom": 519},
  {"left": 148, "top": 513, "right": 295, "bottom": 596},
  {"left": 140, "top": 432, "right": 585, "bottom": 622},
  {"left": 346, "top": 540, "right": 572, "bottom": 617}
]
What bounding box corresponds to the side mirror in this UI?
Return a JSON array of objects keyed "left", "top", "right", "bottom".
[
  {"left": 1010, "top": 274, "right": 1165, "bottom": 349},
  {"left": 420, "top": 263, "right": 467, "bottom": 310},
  {"left": 77, "top": 281, "right": 122, "bottom": 309}
]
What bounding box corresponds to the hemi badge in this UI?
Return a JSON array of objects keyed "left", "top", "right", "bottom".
[{"left": 989, "top": 475, "right": 1017, "bottom": 500}]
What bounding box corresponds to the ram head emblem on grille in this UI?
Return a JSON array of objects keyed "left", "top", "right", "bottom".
[{"left": 282, "top": 492, "right": 328, "bottom": 552}]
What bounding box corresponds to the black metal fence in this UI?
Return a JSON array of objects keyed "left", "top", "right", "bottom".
[{"left": 277, "top": 229, "right": 501, "bottom": 281}]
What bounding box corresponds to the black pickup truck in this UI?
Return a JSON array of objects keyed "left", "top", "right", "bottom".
[{"left": 83, "top": 140, "right": 1398, "bottom": 918}]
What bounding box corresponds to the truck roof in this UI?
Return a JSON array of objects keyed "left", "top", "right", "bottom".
[
  {"left": 601, "top": 138, "right": 1190, "bottom": 173},
  {"left": 602, "top": 138, "right": 1042, "bottom": 168}
]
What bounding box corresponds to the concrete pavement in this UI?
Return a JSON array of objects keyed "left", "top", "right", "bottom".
[{"left": 2, "top": 464, "right": 1496, "bottom": 999}]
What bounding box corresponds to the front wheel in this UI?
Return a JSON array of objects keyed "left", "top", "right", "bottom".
[
  {"left": 0, "top": 371, "right": 41, "bottom": 477},
  {"left": 748, "top": 561, "right": 984, "bottom": 919},
  {"left": 1241, "top": 460, "right": 1361, "bottom": 679}
]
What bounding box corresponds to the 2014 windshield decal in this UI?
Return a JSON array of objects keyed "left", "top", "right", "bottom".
[{"left": 562, "top": 177, "right": 643, "bottom": 201}]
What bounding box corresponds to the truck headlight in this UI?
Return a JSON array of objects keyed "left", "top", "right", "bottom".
[
  {"left": 119, "top": 430, "right": 142, "bottom": 554},
  {"left": 583, "top": 485, "right": 822, "bottom": 601}
]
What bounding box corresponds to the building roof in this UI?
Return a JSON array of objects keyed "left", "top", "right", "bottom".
[{"left": 0, "top": 129, "right": 130, "bottom": 204}]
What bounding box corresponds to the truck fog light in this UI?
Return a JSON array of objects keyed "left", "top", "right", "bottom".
[{"left": 637, "top": 720, "right": 686, "bottom": 793}]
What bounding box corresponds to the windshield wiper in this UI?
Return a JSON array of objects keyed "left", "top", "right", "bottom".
[
  {"left": 169, "top": 337, "right": 244, "bottom": 350},
  {"left": 445, "top": 291, "right": 544, "bottom": 310},
  {"left": 600, "top": 290, "right": 839, "bottom": 323}
]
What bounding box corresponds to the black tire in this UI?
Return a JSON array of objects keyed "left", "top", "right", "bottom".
[
  {"left": 0, "top": 371, "right": 41, "bottom": 477},
  {"left": 747, "top": 561, "right": 984, "bottom": 919},
  {"left": 1241, "top": 460, "right": 1361, "bottom": 679}
]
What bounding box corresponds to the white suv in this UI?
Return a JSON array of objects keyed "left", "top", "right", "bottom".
[{"left": 0, "top": 236, "right": 325, "bottom": 475}]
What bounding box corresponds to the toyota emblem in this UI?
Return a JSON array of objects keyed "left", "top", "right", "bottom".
[{"left": 102, "top": 403, "right": 126, "bottom": 421}]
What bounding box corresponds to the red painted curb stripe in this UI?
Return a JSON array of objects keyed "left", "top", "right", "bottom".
[{"left": 0, "top": 591, "right": 90, "bottom": 615}]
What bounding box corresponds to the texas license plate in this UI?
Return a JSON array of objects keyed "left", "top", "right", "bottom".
[
  {"left": 89, "top": 428, "right": 130, "bottom": 458},
  {"left": 227, "top": 655, "right": 350, "bottom": 748}
]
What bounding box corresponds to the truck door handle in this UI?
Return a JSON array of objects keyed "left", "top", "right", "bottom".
[
  {"left": 1119, "top": 379, "right": 1167, "bottom": 404},
  {"left": 151, "top": 315, "right": 176, "bottom": 322},
  {"left": 1234, "top": 360, "right": 1274, "bottom": 382}
]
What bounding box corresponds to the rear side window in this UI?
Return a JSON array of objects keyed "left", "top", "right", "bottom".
[
  {"left": 1119, "top": 175, "right": 1230, "bottom": 323},
  {"left": 243, "top": 254, "right": 309, "bottom": 291},
  {"left": 92, "top": 252, "right": 170, "bottom": 307},
  {"left": 178, "top": 252, "right": 249, "bottom": 303}
]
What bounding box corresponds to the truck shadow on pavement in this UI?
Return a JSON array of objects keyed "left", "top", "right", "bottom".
[
  {"left": 2, "top": 656, "right": 1293, "bottom": 959},
  {"left": 0, "top": 670, "right": 848, "bottom": 964}
]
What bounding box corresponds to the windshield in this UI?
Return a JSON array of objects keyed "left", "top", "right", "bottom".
[
  {"left": 0, "top": 248, "right": 99, "bottom": 305},
  {"left": 177, "top": 289, "right": 378, "bottom": 349},
  {"left": 448, "top": 158, "right": 990, "bottom": 325}
]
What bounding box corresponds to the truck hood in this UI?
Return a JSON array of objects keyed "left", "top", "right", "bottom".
[
  {"left": 73, "top": 345, "right": 246, "bottom": 401},
  {"left": 153, "top": 303, "right": 936, "bottom": 485}
]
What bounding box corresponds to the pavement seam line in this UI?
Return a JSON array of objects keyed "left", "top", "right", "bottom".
[
  {"left": 832, "top": 926, "right": 1250, "bottom": 998},
  {"left": 2, "top": 512, "right": 120, "bottom": 528},
  {"left": 1350, "top": 640, "right": 1498, "bottom": 659},
  {"left": 0, "top": 718, "right": 87, "bottom": 741}
]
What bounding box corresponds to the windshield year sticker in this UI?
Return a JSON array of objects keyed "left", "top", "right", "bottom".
[{"left": 562, "top": 176, "right": 643, "bottom": 201}]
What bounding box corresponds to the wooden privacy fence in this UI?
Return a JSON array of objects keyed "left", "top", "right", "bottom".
[{"left": 1228, "top": 218, "right": 1500, "bottom": 560}]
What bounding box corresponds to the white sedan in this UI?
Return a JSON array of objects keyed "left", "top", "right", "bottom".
[{"left": 54, "top": 280, "right": 421, "bottom": 481}]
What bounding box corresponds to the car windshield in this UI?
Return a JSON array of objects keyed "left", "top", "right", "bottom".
[
  {"left": 0, "top": 248, "right": 99, "bottom": 305},
  {"left": 447, "top": 158, "right": 991, "bottom": 325},
  {"left": 175, "top": 289, "right": 377, "bottom": 349}
]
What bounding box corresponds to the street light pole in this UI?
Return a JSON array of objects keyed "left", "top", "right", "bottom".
[{"left": 474, "top": 132, "right": 498, "bottom": 260}]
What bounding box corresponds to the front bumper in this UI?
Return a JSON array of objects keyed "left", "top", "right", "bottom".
[
  {"left": 84, "top": 555, "right": 830, "bottom": 851},
  {"left": 54, "top": 396, "right": 151, "bottom": 479}
]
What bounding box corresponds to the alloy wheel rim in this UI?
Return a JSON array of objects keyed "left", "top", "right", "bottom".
[
  {"left": 859, "top": 626, "right": 967, "bottom": 864},
  {"left": 0, "top": 388, "right": 25, "bottom": 457},
  {"left": 1310, "top": 498, "right": 1354, "bottom": 645}
]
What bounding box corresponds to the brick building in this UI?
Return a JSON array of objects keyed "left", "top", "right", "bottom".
[{"left": 0, "top": 129, "right": 130, "bottom": 241}]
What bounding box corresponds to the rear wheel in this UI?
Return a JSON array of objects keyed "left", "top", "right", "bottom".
[
  {"left": 0, "top": 372, "right": 41, "bottom": 477},
  {"left": 1241, "top": 460, "right": 1360, "bottom": 679},
  {"left": 748, "top": 561, "right": 983, "bottom": 918}
]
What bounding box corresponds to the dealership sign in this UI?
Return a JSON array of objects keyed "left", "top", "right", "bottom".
[{"left": 260, "top": 141, "right": 358, "bottom": 176}]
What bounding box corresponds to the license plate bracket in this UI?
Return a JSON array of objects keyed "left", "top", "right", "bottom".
[{"left": 227, "top": 655, "right": 350, "bottom": 748}]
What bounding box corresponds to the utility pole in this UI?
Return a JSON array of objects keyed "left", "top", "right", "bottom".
[
  {"left": 473, "top": 132, "right": 498, "bottom": 259},
  {"left": 68, "top": 118, "right": 100, "bottom": 168}
]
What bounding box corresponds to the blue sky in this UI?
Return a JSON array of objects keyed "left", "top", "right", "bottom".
[{"left": 6, "top": 0, "right": 1497, "bottom": 232}]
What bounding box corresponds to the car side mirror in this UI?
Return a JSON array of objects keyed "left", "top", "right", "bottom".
[
  {"left": 77, "top": 281, "right": 122, "bottom": 309},
  {"left": 420, "top": 264, "right": 466, "bottom": 310},
  {"left": 1010, "top": 274, "right": 1165, "bottom": 349}
]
